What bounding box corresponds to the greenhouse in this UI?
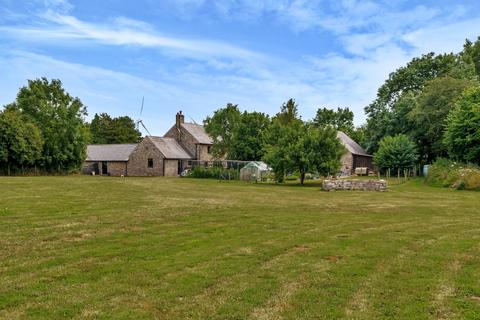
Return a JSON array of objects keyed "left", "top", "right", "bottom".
[{"left": 240, "top": 161, "right": 272, "bottom": 182}]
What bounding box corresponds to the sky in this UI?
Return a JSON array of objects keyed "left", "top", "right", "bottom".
[{"left": 1, "top": 0, "right": 479, "bottom": 135}]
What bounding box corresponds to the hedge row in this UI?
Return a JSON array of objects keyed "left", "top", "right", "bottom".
[{"left": 426, "top": 159, "right": 480, "bottom": 190}]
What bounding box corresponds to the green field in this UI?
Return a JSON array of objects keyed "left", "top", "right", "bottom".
[{"left": 1, "top": 177, "right": 479, "bottom": 319}]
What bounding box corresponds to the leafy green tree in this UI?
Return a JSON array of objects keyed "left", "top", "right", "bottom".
[
  {"left": 373, "top": 134, "right": 418, "bottom": 175},
  {"left": 314, "top": 107, "right": 354, "bottom": 134},
  {"left": 204, "top": 103, "right": 241, "bottom": 158},
  {"left": 350, "top": 125, "right": 367, "bottom": 149},
  {"left": 409, "top": 77, "right": 473, "bottom": 162},
  {"left": 0, "top": 110, "right": 43, "bottom": 175},
  {"left": 90, "top": 113, "right": 141, "bottom": 144},
  {"left": 364, "top": 52, "right": 461, "bottom": 152},
  {"left": 229, "top": 111, "right": 270, "bottom": 161},
  {"left": 461, "top": 37, "right": 480, "bottom": 78},
  {"left": 6, "top": 78, "right": 90, "bottom": 172},
  {"left": 262, "top": 119, "right": 301, "bottom": 183},
  {"left": 204, "top": 105, "right": 270, "bottom": 160},
  {"left": 276, "top": 98, "right": 300, "bottom": 126},
  {"left": 444, "top": 86, "right": 480, "bottom": 165},
  {"left": 263, "top": 102, "right": 344, "bottom": 184}
]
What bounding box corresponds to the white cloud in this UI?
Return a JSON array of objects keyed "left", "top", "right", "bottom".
[
  {"left": 402, "top": 18, "right": 480, "bottom": 55},
  {"left": 0, "top": 12, "right": 261, "bottom": 60},
  {"left": 1, "top": 0, "right": 479, "bottom": 132}
]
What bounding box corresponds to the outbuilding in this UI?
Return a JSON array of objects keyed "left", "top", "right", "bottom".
[
  {"left": 337, "top": 131, "right": 374, "bottom": 176},
  {"left": 82, "top": 144, "right": 137, "bottom": 176},
  {"left": 240, "top": 161, "right": 271, "bottom": 181}
]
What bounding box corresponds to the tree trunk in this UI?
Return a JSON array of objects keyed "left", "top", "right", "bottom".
[{"left": 300, "top": 172, "right": 305, "bottom": 185}]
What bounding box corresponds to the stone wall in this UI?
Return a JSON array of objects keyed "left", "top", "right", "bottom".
[
  {"left": 196, "top": 144, "right": 213, "bottom": 161},
  {"left": 127, "top": 138, "right": 164, "bottom": 176},
  {"left": 81, "top": 162, "right": 97, "bottom": 175},
  {"left": 108, "top": 162, "right": 127, "bottom": 176},
  {"left": 322, "top": 179, "right": 387, "bottom": 191},
  {"left": 339, "top": 152, "right": 353, "bottom": 175}
]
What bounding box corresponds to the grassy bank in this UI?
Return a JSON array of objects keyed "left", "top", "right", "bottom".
[{"left": 1, "top": 176, "right": 479, "bottom": 319}]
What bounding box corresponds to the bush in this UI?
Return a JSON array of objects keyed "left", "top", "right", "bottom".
[
  {"left": 187, "top": 166, "right": 240, "bottom": 180},
  {"left": 373, "top": 134, "right": 418, "bottom": 174},
  {"left": 426, "top": 159, "right": 480, "bottom": 190}
]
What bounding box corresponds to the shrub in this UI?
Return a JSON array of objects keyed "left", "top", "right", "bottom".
[
  {"left": 426, "top": 158, "right": 480, "bottom": 190},
  {"left": 373, "top": 134, "right": 418, "bottom": 174},
  {"left": 187, "top": 166, "right": 240, "bottom": 180}
]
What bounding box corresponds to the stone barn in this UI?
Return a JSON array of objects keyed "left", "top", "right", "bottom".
[
  {"left": 82, "top": 144, "right": 137, "bottom": 176},
  {"left": 81, "top": 111, "right": 214, "bottom": 176},
  {"left": 337, "top": 131, "right": 374, "bottom": 176}
]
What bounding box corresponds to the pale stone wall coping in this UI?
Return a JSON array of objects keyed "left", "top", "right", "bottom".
[{"left": 322, "top": 179, "right": 387, "bottom": 192}]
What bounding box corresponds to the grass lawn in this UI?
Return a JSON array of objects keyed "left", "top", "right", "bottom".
[{"left": 1, "top": 176, "right": 479, "bottom": 319}]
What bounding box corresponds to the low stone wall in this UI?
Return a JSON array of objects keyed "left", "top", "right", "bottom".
[{"left": 322, "top": 179, "right": 387, "bottom": 191}]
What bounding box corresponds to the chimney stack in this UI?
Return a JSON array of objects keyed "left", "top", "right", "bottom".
[{"left": 176, "top": 110, "right": 185, "bottom": 128}]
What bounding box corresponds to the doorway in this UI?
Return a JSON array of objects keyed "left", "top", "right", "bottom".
[
  {"left": 178, "top": 160, "right": 184, "bottom": 175},
  {"left": 102, "top": 161, "right": 108, "bottom": 175}
]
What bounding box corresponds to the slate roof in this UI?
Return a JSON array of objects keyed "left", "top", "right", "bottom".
[
  {"left": 181, "top": 123, "right": 214, "bottom": 145},
  {"left": 337, "top": 131, "right": 371, "bottom": 157},
  {"left": 148, "top": 136, "right": 193, "bottom": 159},
  {"left": 86, "top": 144, "right": 138, "bottom": 161}
]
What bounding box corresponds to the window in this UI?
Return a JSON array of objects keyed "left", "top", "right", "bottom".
[
  {"left": 207, "top": 146, "right": 212, "bottom": 154},
  {"left": 147, "top": 158, "right": 154, "bottom": 168}
]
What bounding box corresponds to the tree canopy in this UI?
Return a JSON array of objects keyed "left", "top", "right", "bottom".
[
  {"left": 314, "top": 107, "right": 354, "bottom": 133},
  {"left": 444, "top": 87, "right": 480, "bottom": 165},
  {"left": 204, "top": 104, "right": 270, "bottom": 160},
  {"left": 90, "top": 113, "right": 141, "bottom": 144},
  {"left": 4, "top": 78, "right": 90, "bottom": 172},
  {"left": 0, "top": 110, "right": 43, "bottom": 175},
  {"left": 263, "top": 101, "right": 344, "bottom": 184},
  {"left": 409, "top": 77, "right": 473, "bottom": 162},
  {"left": 373, "top": 134, "right": 418, "bottom": 174},
  {"left": 204, "top": 103, "right": 242, "bottom": 158},
  {"left": 363, "top": 37, "right": 480, "bottom": 165}
]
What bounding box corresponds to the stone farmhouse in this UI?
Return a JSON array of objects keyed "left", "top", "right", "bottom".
[
  {"left": 82, "top": 111, "right": 213, "bottom": 176},
  {"left": 337, "top": 131, "right": 373, "bottom": 175},
  {"left": 82, "top": 111, "right": 371, "bottom": 177}
]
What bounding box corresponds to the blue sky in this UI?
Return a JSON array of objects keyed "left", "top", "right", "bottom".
[{"left": 1, "top": 0, "right": 479, "bottom": 135}]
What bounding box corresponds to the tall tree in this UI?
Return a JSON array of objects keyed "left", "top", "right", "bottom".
[
  {"left": 276, "top": 98, "right": 300, "bottom": 126},
  {"left": 263, "top": 102, "right": 344, "bottom": 184},
  {"left": 90, "top": 113, "right": 141, "bottom": 144},
  {"left": 409, "top": 77, "right": 473, "bottom": 162},
  {"left": 204, "top": 103, "right": 241, "bottom": 158},
  {"left": 461, "top": 37, "right": 480, "bottom": 78},
  {"left": 444, "top": 86, "right": 480, "bottom": 165},
  {"left": 364, "top": 52, "right": 461, "bottom": 152},
  {"left": 229, "top": 111, "right": 270, "bottom": 161},
  {"left": 6, "top": 78, "right": 90, "bottom": 172},
  {"left": 0, "top": 110, "right": 43, "bottom": 175},
  {"left": 314, "top": 107, "right": 354, "bottom": 134}
]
